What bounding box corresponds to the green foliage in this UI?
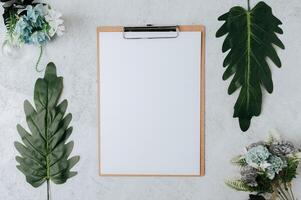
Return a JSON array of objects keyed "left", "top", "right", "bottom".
[
  {"left": 2, "top": 5, "right": 16, "bottom": 28},
  {"left": 231, "top": 155, "right": 247, "bottom": 167},
  {"left": 15, "top": 63, "right": 80, "bottom": 188},
  {"left": 1, "top": 0, "right": 35, "bottom": 7},
  {"left": 226, "top": 173, "right": 273, "bottom": 193},
  {"left": 254, "top": 174, "right": 273, "bottom": 193},
  {"left": 3, "top": 8, "right": 17, "bottom": 37},
  {"left": 281, "top": 157, "right": 299, "bottom": 183},
  {"left": 226, "top": 180, "right": 252, "bottom": 192},
  {"left": 249, "top": 194, "right": 266, "bottom": 200},
  {"left": 216, "top": 1, "right": 284, "bottom": 132},
  {"left": 266, "top": 133, "right": 280, "bottom": 145},
  {"left": 1, "top": 0, "right": 35, "bottom": 28}
]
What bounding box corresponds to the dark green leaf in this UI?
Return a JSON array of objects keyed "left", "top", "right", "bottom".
[
  {"left": 216, "top": 1, "right": 284, "bottom": 131},
  {"left": 15, "top": 63, "right": 80, "bottom": 188},
  {"left": 249, "top": 194, "right": 266, "bottom": 200},
  {"left": 281, "top": 157, "right": 299, "bottom": 183}
]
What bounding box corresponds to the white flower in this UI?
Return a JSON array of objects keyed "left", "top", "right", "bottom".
[
  {"left": 259, "top": 161, "right": 271, "bottom": 170},
  {"left": 45, "top": 8, "right": 65, "bottom": 37},
  {"left": 248, "top": 161, "right": 271, "bottom": 171},
  {"left": 266, "top": 128, "right": 281, "bottom": 144},
  {"left": 295, "top": 152, "right": 301, "bottom": 160}
]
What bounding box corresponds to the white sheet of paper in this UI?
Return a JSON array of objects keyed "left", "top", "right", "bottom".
[{"left": 98, "top": 31, "right": 202, "bottom": 175}]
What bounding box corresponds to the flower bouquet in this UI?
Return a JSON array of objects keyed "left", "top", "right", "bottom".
[
  {"left": 1, "top": 0, "right": 64, "bottom": 71},
  {"left": 226, "top": 133, "right": 301, "bottom": 200}
]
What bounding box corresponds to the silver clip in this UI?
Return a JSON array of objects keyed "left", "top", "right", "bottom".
[{"left": 123, "top": 25, "right": 179, "bottom": 40}]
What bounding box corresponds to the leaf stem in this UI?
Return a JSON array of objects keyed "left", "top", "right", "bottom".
[
  {"left": 277, "top": 183, "right": 291, "bottom": 200},
  {"left": 245, "top": 11, "right": 251, "bottom": 112},
  {"left": 35, "top": 45, "right": 44, "bottom": 72},
  {"left": 247, "top": 0, "right": 251, "bottom": 10},
  {"left": 47, "top": 179, "right": 50, "bottom": 200},
  {"left": 46, "top": 81, "right": 50, "bottom": 200}
]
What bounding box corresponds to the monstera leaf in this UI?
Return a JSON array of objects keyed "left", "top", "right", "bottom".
[
  {"left": 216, "top": 1, "right": 284, "bottom": 131},
  {"left": 15, "top": 63, "right": 79, "bottom": 199}
]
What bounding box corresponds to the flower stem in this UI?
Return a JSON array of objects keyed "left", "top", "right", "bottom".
[
  {"left": 288, "top": 183, "right": 296, "bottom": 200},
  {"left": 284, "top": 182, "right": 292, "bottom": 200},
  {"left": 276, "top": 182, "right": 296, "bottom": 200},
  {"left": 35, "top": 45, "right": 44, "bottom": 72},
  {"left": 277, "top": 189, "right": 290, "bottom": 200},
  {"left": 1, "top": 40, "right": 8, "bottom": 56}
]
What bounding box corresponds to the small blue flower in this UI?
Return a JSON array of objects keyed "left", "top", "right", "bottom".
[
  {"left": 12, "top": 4, "right": 49, "bottom": 46},
  {"left": 25, "top": 4, "right": 45, "bottom": 24},
  {"left": 25, "top": 4, "right": 47, "bottom": 29},
  {"left": 30, "top": 31, "right": 49, "bottom": 45},
  {"left": 14, "top": 17, "right": 32, "bottom": 35},
  {"left": 266, "top": 155, "right": 287, "bottom": 180},
  {"left": 245, "top": 145, "right": 271, "bottom": 169},
  {"left": 14, "top": 16, "right": 33, "bottom": 44}
]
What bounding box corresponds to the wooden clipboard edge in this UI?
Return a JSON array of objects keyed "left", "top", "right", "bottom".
[
  {"left": 96, "top": 25, "right": 206, "bottom": 177},
  {"left": 96, "top": 27, "right": 101, "bottom": 176},
  {"left": 98, "top": 174, "right": 202, "bottom": 177},
  {"left": 200, "top": 26, "right": 206, "bottom": 177},
  {"left": 97, "top": 25, "right": 205, "bottom": 32}
]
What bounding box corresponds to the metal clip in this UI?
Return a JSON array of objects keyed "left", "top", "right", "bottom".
[{"left": 123, "top": 24, "right": 179, "bottom": 39}]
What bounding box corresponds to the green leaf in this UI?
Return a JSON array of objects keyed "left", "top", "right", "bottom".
[
  {"left": 226, "top": 178, "right": 272, "bottom": 193},
  {"left": 281, "top": 157, "right": 299, "bottom": 183},
  {"left": 249, "top": 194, "right": 266, "bottom": 200},
  {"left": 254, "top": 174, "right": 273, "bottom": 193},
  {"left": 2, "top": 7, "right": 17, "bottom": 32},
  {"left": 216, "top": 1, "right": 284, "bottom": 131},
  {"left": 15, "top": 62, "right": 80, "bottom": 188},
  {"left": 1, "top": 0, "right": 36, "bottom": 29},
  {"left": 231, "top": 155, "right": 247, "bottom": 167},
  {"left": 225, "top": 180, "right": 252, "bottom": 192}
]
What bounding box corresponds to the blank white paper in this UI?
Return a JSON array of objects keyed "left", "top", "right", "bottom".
[{"left": 98, "top": 31, "right": 202, "bottom": 175}]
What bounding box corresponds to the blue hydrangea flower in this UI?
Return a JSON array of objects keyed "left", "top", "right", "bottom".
[
  {"left": 25, "top": 4, "right": 45, "bottom": 24},
  {"left": 26, "top": 5, "right": 47, "bottom": 29},
  {"left": 266, "top": 155, "right": 287, "bottom": 180},
  {"left": 13, "top": 16, "right": 32, "bottom": 44},
  {"left": 30, "top": 31, "right": 49, "bottom": 45},
  {"left": 245, "top": 145, "right": 271, "bottom": 169},
  {"left": 12, "top": 4, "right": 50, "bottom": 46},
  {"left": 14, "top": 17, "right": 28, "bottom": 34}
]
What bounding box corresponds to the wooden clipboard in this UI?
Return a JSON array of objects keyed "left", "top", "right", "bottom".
[{"left": 96, "top": 25, "right": 205, "bottom": 177}]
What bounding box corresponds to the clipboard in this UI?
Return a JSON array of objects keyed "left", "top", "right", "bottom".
[{"left": 97, "top": 25, "right": 205, "bottom": 177}]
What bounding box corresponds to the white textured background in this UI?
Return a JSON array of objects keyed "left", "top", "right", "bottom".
[{"left": 0, "top": 0, "right": 301, "bottom": 199}]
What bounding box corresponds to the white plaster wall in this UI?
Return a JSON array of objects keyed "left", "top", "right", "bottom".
[{"left": 0, "top": 0, "right": 301, "bottom": 199}]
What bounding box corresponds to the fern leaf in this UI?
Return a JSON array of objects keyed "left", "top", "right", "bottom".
[
  {"left": 281, "top": 157, "right": 300, "bottom": 182},
  {"left": 231, "top": 155, "right": 247, "bottom": 167},
  {"left": 225, "top": 180, "right": 252, "bottom": 192},
  {"left": 3, "top": 8, "right": 18, "bottom": 37},
  {"left": 266, "top": 129, "right": 281, "bottom": 144}
]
